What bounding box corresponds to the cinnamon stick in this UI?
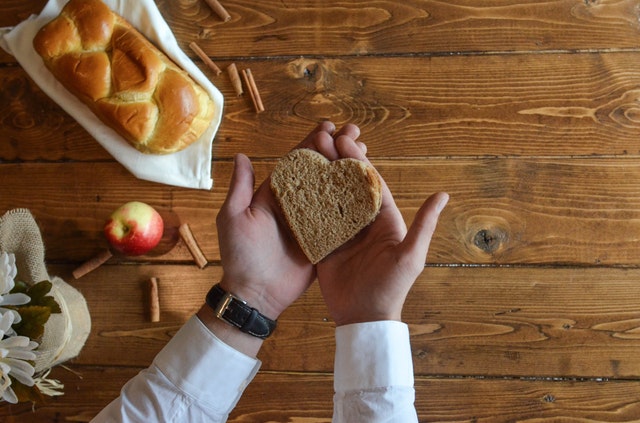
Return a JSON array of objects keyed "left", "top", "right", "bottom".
[
  {"left": 227, "top": 63, "right": 243, "bottom": 96},
  {"left": 72, "top": 248, "right": 113, "bottom": 279},
  {"left": 148, "top": 277, "right": 160, "bottom": 322},
  {"left": 189, "top": 42, "right": 222, "bottom": 76},
  {"left": 204, "top": 0, "right": 231, "bottom": 22},
  {"left": 179, "top": 223, "right": 208, "bottom": 269},
  {"left": 242, "top": 68, "right": 265, "bottom": 113}
]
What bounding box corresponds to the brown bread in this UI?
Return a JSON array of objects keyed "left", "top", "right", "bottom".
[{"left": 271, "top": 148, "right": 382, "bottom": 264}]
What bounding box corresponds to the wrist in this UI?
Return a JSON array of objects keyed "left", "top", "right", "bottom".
[
  {"left": 205, "top": 283, "right": 278, "bottom": 340},
  {"left": 197, "top": 304, "right": 264, "bottom": 357},
  {"left": 333, "top": 311, "right": 402, "bottom": 327},
  {"left": 218, "top": 278, "right": 281, "bottom": 321}
]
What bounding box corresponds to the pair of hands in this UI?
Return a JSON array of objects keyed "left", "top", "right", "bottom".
[{"left": 215, "top": 122, "right": 448, "bottom": 328}]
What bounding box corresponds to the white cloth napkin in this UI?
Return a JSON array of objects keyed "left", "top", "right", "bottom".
[{"left": 0, "top": 0, "right": 223, "bottom": 190}]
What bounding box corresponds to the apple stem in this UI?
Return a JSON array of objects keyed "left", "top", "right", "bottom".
[
  {"left": 72, "top": 248, "right": 113, "bottom": 279},
  {"left": 179, "top": 223, "right": 208, "bottom": 269}
]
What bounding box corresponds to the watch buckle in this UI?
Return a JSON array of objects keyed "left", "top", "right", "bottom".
[{"left": 214, "top": 291, "right": 245, "bottom": 319}]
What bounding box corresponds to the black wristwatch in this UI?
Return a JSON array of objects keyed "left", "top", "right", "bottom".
[{"left": 205, "top": 284, "right": 277, "bottom": 339}]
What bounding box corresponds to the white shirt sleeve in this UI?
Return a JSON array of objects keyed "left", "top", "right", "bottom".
[
  {"left": 333, "top": 321, "right": 419, "bottom": 423},
  {"left": 91, "top": 316, "right": 261, "bottom": 423},
  {"left": 90, "top": 317, "right": 417, "bottom": 422}
]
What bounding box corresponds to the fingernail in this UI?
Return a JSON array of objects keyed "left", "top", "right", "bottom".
[
  {"left": 436, "top": 194, "right": 449, "bottom": 214},
  {"left": 358, "top": 141, "right": 368, "bottom": 155},
  {"left": 321, "top": 120, "right": 336, "bottom": 134}
]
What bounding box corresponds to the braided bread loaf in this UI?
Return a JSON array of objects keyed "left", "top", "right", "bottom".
[{"left": 33, "top": 0, "right": 215, "bottom": 155}]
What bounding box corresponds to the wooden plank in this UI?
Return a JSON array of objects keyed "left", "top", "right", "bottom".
[
  {"left": 1, "top": 366, "right": 640, "bottom": 422},
  {"left": 4, "top": 0, "right": 640, "bottom": 60},
  {"left": 48, "top": 264, "right": 640, "bottom": 379},
  {"left": 2, "top": 157, "right": 640, "bottom": 265},
  {"left": 200, "top": 51, "right": 640, "bottom": 158},
  {"left": 232, "top": 375, "right": 640, "bottom": 423},
  {"left": 407, "top": 266, "right": 640, "bottom": 379},
  {"left": 173, "top": 0, "right": 640, "bottom": 56},
  {"left": 4, "top": 52, "right": 640, "bottom": 160}
]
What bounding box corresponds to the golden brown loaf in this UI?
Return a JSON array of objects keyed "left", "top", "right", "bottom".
[
  {"left": 270, "top": 148, "right": 382, "bottom": 264},
  {"left": 33, "top": 0, "right": 215, "bottom": 154}
]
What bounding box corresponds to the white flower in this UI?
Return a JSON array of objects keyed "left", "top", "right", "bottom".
[
  {"left": 0, "top": 312, "right": 38, "bottom": 404},
  {"left": 0, "top": 252, "right": 31, "bottom": 324}
]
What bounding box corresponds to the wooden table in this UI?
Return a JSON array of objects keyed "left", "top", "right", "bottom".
[{"left": 2, "top": 0, "right": 640, "bottom": 421}]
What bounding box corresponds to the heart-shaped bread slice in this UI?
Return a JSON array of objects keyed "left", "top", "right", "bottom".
[{"left": 270, "top": 148, "right": 382, "bottom": 264}]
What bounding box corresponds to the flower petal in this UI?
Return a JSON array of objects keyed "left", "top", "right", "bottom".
[
  {"left": 0, "top": 293, "right": 31, "bottom": 306},
  {"left": 5, "top": 349, "right": 37, "bottom": 361},
  {"left": 4, "top": 358, "right": 35, "bottom": 386},
  {"left": 0, "top": 336, "right": 31, "bottom": 349},
  {"left": 0, "top": 312, "right": 14, "bottom": 333},
  {"left": 0, "top": 253, "right": 17, "bottom": 296},
  {"left": 1, "top": 386, "right": 17, "bottom": 404}
]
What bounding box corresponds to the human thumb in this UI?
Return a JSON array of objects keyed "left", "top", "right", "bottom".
[
  {"left": 221, "top": 154, "right": 255, "bottom": 216},
  {"left": 400, "top": 192, "right": 449, "bottom": 264}
]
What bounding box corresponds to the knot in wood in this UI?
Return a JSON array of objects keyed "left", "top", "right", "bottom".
[
  {"left": 456, "top": 211, "right": 520, "bottom": 261},
  {"left": 287, "top": 58, "right": 327, "bottom": 84},
  {"left": 473, "top": 227, "right": 507, "bottom": 254}
]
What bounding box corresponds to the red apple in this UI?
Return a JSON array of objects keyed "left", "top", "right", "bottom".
[{"left": 104, "top": 201, "right": 164, "bottom": 256}]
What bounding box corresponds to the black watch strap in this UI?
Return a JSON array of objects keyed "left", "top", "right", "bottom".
[{"left": 205, "top": 284, "right": 277, "bottom": 339}]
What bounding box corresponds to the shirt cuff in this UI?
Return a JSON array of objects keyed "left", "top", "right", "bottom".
[
  {"left": 153, "top": 316, "right": 261, "bottom": 413},
  {"left": 334, "top": 320, "right": 414, "bottom": 393}
]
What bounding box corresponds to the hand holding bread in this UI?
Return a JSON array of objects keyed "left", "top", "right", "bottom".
[
  {"left": 268, "top": 122, "right": 448, "bottom": 325},
  {"left": 212, "top": 122, "right": 344, "bottom": 322},
  {"left": 214, "top": 121, "right": 448, "bottom": 328},
  {"left": 311, "top": 131, "right": 449, "bottom": 326}
]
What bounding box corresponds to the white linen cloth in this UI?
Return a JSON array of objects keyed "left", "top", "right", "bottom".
[
  {"left": 0, "top": 0, "right": 223, "bottom": 190},
  {"left": 91, "top": 317, "right": 419, "bottom": 422}
]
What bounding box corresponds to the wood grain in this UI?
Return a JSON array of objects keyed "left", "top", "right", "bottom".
[
  {"left": 181, "top": 0, "right": 640, "bottom": 55},
  {"left": 2, "top": 0, "right": 640, "bottom": 420},
  {"left": 4, "top": 52, "right": 640, "bottom": 160},
  {"left": 2, "top": 158, "right": 640, "bottom": 265},
  {"left": 6, "top": 0, "right": 638, "bottom": 58},
  {"left": 40, "top": 264, "right": 640, "bottom": 380},
  {"left": 232, "top": 374, "right": 640, "bottom": 423},
  {"left": 2, "top": 366, "right": 640, "bottom": 422}
]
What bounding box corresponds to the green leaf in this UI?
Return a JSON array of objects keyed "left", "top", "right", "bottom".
[
  {"left": 27, "top": 280, "right": 51, "bottom": 298},
  {"left": 24, "top": 281, "right": 62, "bottom": 314},
  {"left": 10, "top": 280, "right": 28, "bottom": 295},
  {"left": 13, "top": 305, "right": 51, "bottom": 341}
]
